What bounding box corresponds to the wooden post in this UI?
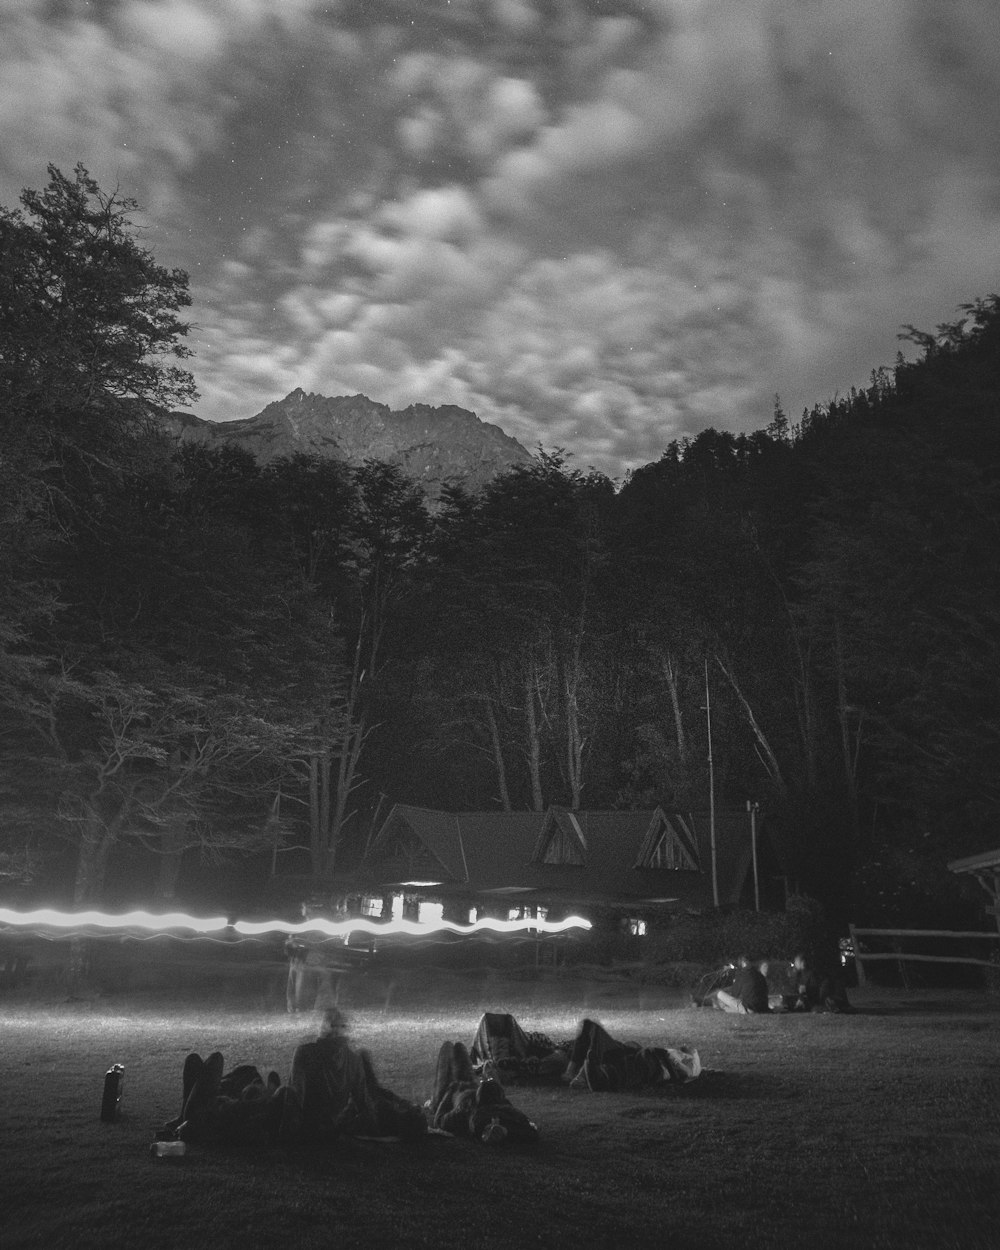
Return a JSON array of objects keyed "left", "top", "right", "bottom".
[
  {"left": 747, "top": 799, "right": 760, "bottom": 912},
  {"left": 849, "top": 923, "right": 866, "bottom": 988},
  {"left": 704, "top": 660, "right": 719, "bottom": 908}
]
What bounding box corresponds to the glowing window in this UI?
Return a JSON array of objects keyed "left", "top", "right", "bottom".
[
  {"left": 418, "top": 900, "right": 444, "bottom": 924},
  {"left": 359, "top": 896, "right": 383, "bottom": 918},
  {"left": 626, "top": 918, "right": 647, "bottom": 937},
  {"left": 390, "top": 893, "right": 404, "bottom": 920}
]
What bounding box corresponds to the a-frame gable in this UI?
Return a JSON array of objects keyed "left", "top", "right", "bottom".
[
  {"left": 535, "top": 807, "right": 587, "bottom": 866},
  {"left": 370, "top": 809, "right": 452, "bottom": 880},
  {"left": 633, "top": 809, "right": 699, "bottom": 871}
]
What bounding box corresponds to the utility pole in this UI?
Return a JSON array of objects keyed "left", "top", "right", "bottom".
[
  {"left": 747, "top": 799, "right": 760, "bottom": 911},
  {"left": 704, "top": 659, "right": 719, "bottom": 908}
]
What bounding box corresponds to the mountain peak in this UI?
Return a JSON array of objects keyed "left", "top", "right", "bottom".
[{"left": 161, "top": 390, "right": 532, "bottom": 497}]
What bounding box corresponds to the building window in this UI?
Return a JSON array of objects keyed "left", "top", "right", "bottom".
[
  {"left": 624, "top": 917, "right": 647, "bottom": 937},
  {"left": 359, "top": 896, "right": 383, "bottom": 918},
  {"left": 507, "top": 904, "right": 548, "bottom": 925},
  {"left": 418, "top": 900, "right": 444, "bottom": 924}
]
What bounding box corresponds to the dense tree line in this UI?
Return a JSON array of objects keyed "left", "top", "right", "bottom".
[{"left": 2, "top": 167, "right": 997, "bottom": 925}]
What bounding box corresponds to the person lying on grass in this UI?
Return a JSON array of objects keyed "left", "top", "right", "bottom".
[
  {"left": 428, "top": 1040, "right": 540, "bottom": 1146},
  {"left": 157, "top": 1052, "right": 285, "bottom": 1146},
  {"left": 561, "top": 1018, "right": 701, "bottom": 1093},
  {"left": 469, "top": 1011, "right": 572, "bottom": 1082}
]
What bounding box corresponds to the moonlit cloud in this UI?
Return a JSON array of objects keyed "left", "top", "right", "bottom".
[{"left": 2, "top": 0, "right": 999, "bottom": 478}]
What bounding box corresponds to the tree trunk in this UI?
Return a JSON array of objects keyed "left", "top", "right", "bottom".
[
  {"left": 68, "top": 825, "right": 114, "bottom": 997},
  {"left": 308, "top": 754, "right": 323, "bottom": 875},
  {"left": 793, "top": 635, "right": 819, "bottom": 789},
  {"left": 319, "top": 747, "right": 332, "bottom": 862},
  {"left": 714, "top": 654, "right": 787, "bottom": 795},
  {"left": 564, "top": 669, "right": 585, "bottom": 810},
  {"left": 326, "top": 715, "right": 367, "bottom": 874},
  {"left": 654, "top": 647, "right": 688, "bottom": 767},
  {"left": 483, "top": 695, "right": 512, "bottom": 811},
  {"left": 525, "top": 662, "right": 544, "bottom": 812},
  {"left": 154, "top": 822, "right": 188, "bottom": 902},
  {"left": 72, "top": 826, "right": 114, "bottom": 908},
  {"left": 834, "top": 620, "right": 863, "bottom": 841}
]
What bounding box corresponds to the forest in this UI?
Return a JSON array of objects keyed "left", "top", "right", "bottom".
[{"left": 2, "top": 166, "right": 997, "bottom": 929}]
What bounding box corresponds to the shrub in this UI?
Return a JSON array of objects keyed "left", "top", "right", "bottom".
[{"left": 638, "top": 896, "right": 832, "bottom": 976}]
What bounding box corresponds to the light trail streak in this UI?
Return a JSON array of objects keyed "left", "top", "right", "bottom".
[
  {"left": 0, "top": 907, "right": 229, "bottom": 933},
  {"left": 233, "top": 916, "right": 592, "bottom": 938},
  {"left": 0, "top": 906, "right": 592, "bottom": 939}
]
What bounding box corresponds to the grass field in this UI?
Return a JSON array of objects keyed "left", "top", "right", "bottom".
[{"left": 2, "top": 967, "right": 999, "bottom": 1250}]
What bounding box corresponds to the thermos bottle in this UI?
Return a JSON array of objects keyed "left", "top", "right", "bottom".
[{"left": 100, "top": 1063, "right": 125, "bottom": 1122}]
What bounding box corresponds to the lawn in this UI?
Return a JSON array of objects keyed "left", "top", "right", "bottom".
[{"left": 2, "top": 966, "right": 999, "bottom": 1250}]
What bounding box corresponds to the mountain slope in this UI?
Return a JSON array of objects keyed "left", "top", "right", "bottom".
[{"left": 163, "top": 390, "right": 533, "bottom": 495}]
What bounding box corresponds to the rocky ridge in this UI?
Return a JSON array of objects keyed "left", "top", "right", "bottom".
[{"left": 163, "top": 389, "right": 533, "bottom": 497}]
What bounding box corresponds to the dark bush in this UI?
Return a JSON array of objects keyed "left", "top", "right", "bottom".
[{"left": 637, "top": 896, "right": 832, "bottom": 976}]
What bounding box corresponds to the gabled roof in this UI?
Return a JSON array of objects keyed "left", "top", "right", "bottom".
[
  {"left": 535, "top": 808, "right": 587, "bottom": 865},
  {"left": 372, "top": 805, "right": 469, "bottom": 883},
  {"left": 633, "top": 810, "right": 700, "bottom": 871},
  {"left": 361, "top": 803, "right": 757, "bottom": 910}
]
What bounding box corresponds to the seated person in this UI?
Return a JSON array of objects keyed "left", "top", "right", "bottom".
[
  {"left": 691, "top": 962, "right": 737, "bottom": 1007},
  {"left": 783, "top": 952, "right": 824, "bottom": 1012},
  {"left": 710, "top": 955, "right": 770, "bottom": 1014},
  {"left": 816, "top": 965, "right": 854, "bottom": 1014},
  {"left": 561, "top": 1018, "right": 701, "bottom": 1092},
  {"left": 279, "top": 1007, "right": 426, "bottom": 1144},
  {"left": 429, "top": 1041, "right": 540, "bottom": 1145},
  {"left": 759, "top": 959, "right": 794, "bottom": 1011}
]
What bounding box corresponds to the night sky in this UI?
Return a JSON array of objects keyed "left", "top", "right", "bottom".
[{"left": 3, "top": 0, "right": 999, "bottom": 477}]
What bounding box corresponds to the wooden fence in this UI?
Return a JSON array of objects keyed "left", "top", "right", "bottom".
[{"left": 847, "top": 924, "right": 1000, "bottom": 988}]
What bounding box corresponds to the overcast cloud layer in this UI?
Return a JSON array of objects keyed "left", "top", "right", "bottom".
[{"left": 3, "top": 0, "right": 999, "bottom": 477}]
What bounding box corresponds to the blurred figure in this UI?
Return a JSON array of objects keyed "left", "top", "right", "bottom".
[
  {"left": 759, "top": 960, "right": 791, "bottom": 1012},
  {"left": 284, "top": 901, "right": 313, "bottom": 1014},
  {"left": 284, "top": 929, "right": 310, "bottom": 1014},
  {"left": 279, "top": 1008, "right": 426, "bottom": 1144}
]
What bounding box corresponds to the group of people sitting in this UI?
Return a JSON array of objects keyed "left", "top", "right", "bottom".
[
  {"left": 695, "top": 953, "right": 853, "bottom": 1015},
  {"left": 155, "top": 1007, "right": 702, "bottom": 1152},
  {"left": 156, "top": 1008, "right": 428, "bottom": 1150}
]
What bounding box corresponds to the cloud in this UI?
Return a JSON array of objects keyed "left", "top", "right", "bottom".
[{"left": 3, "top": 1, "right": 999, "bottom": 477}]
